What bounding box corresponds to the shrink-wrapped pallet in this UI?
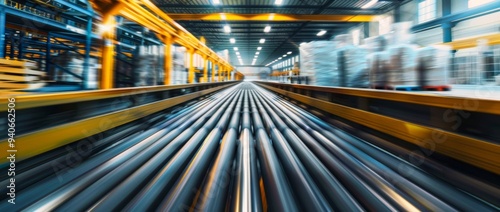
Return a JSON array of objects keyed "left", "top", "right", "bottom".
[
  {"left": 417, "top": 45, "right": 451, "bottom": 86},
  {"left": 368, "top": 52, "right": 390, "bottom": 87},
  {"left": 387, "top": 44, "right": 419, "bottom": 86},
  {"left": 299, "top": 41, "right": 337, "bottom": 86},
  {"left": 336, "top": 45, "right": 369, "bottom": 88}
]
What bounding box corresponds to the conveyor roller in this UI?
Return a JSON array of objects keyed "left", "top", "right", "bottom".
[{"left": 1, "top": 82, "right": 499, "bottom": 211}]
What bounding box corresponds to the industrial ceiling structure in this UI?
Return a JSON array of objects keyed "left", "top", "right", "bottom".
[{"left": 154, "top": 0, "right": 406, "bottom": 67}]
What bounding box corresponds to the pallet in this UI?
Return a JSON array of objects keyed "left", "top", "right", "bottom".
[
  {"left": 422, "top": 85, "right": 451, "bottom": 91},
  {"left": 395, "top": 85, "right": 422, "bottom": 91}
]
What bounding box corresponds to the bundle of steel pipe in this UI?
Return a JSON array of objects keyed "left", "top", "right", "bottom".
[{"left": 1, "top": 82, "right": 499, "bottom": 211}]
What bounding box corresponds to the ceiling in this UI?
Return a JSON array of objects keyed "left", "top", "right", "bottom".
[{"left": 153, "top": 0, "right": 404, "bottom": 67}]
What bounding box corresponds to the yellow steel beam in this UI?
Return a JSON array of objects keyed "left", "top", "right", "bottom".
[
  {"left": 0, "top": 84, "right": 236, "bottom": 163},
  {"left": 100, "top": 14, "right": 116, "bottom": 89},
  {"left": 167, "top": 13, "right": 376, "bottom": 22},
  {"left": 256, "top": 82, "right": 500, "bottom": 115},
  {"left": 227, "top": 69, "right": 231, "bottom": 81},
  {"left": 88, "top": 0, "right": 244, "bottom": 80},
  {"left": 442, "top": 33, "right": 500, "bottom": 50},
  {"left": 188, "top": 49, "right": 195, "bottom": 83},
  {"left": 258, "top": 83, "right": 500, "bottom": 175}
]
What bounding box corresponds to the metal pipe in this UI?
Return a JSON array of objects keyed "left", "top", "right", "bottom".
[{"left": 229, "top": 128, "right": 263, "bottom": 212}]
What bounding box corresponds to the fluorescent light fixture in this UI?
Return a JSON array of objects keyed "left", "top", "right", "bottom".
[
  {"left": 224, "top": 25, "right": 231, "bottom": 33},
  {"left": 278, "top": 57, "right": 282, "bottom": 59},
  {"left": 213, "top": 0, "right": 220, "bottom": 5},
  {"left": 275, "top": 0, "right": 283, "bottom": 5},
  {"left": 257, "top": 47, "right": 262, "bottom": 50},
  {"left": 236, "top": 52, "right": 240, "bottom": 55},
  {"left": 264, "top": 26, "right": 271, "bottom": 33},
  {"left": 287, "top": 51, "right": 292, "bottom": 54},
  {"left": 283, "top": 55, "right": 287, "bottom": 57},
  {"left": 230, "top": 38, "right": 236, "bottom": 43},
  {"left": 254, "top": 55, "right": 258, "bottom": 58},
  {"left": 220, "top": 13, "right": 226, "bottom": 20},
  {"left": 361, "top": 0, "right": 378, "bottom": 9},
  {"left": 234, "top": 47, "right": 238, "bottom": 51},
  {"left": 256, "top": 52, "right": 260, "bottom": 55},
  {"left": 317, "top": 30, "right": 327, "bottom": 36},
  {"left": 259, "top": 39, "right": 265, "bottom": 43}
]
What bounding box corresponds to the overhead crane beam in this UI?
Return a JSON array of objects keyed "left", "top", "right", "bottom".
[{"left": 166, "top": 13, "right": 376, "bottom": 22}]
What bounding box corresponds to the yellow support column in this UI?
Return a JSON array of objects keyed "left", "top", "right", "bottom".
[
  {"left": 203, "top": 56, "right": 208, "bottom": 83},
  {"left": 100, "top": 15, "right": 116, "bottom": 89},
  {"left": 227, "top": 68, "right": 231, "bottom": 81},
  {"left": 163, "top": 35, "right": 173, "bottom": 85},
  {"left": 211, "top": 61, "right": 215, "bottom": 82},
  {"left": 188, "top": 49, "right": 195, "bottom": 84}
]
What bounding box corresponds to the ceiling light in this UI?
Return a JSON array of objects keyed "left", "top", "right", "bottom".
[
  {"left": 259, "top": 39, "right": 265, "bottom": 43},
  {"left": 317, "top": 30, "right": 327, "bottom": 36},
  {"left": 264, "top": 26, "right": 271, "bottom": 33},
  {"left": 234, "top": 47, "right": 238, "bottom": 51},
  {"left": 254, "top": 55, "right": 258, "bottom": 58},
  {"left": 257, "top": 47, "right": 262, "bottom": 50},
  {"left": 213, "top": 0, "right": 220, "bottom": 5},
  {"left": 236, "top": 52, "right": 240, "bottom": 55},
  {"left": 287, "top": 51, "right": 292, "bottom": 54},
  {"left": 224, "top": 25, "right": 231, "bottom": 33},
  {"left": 279, "top": 57, "right": 282, "bottom": 59},
  {"left": 230, "top": 38, "right": 236, "bottom": 43},
  {"left": 361, "top": 0, "right": 378, "bottom": 9},
  {"left": 275, "top": 0, "right": 283, "bottom": 5},
  {"left": 283, "top": 55, "right": 287, "bottom": 57},
  {"left": 220, "top": 13, "right": 226, "bottom": 20},
  {"left": 256, "top": 52, "right": 260, "bottom": 55}
]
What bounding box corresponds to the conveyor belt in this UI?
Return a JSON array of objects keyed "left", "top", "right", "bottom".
[{"left": 1, "top": 82, "right": 499, "bottom": 211}]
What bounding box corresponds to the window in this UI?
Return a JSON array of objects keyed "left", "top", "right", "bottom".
[
  {"left": 295, "top": 55, "right": 299, "bottom": 62},
  {"left": 292, "top": 57, "right": 295, "bottom": 64},
  {"left": 418, "top": 0, "right": 436, "bottom": 23},
  {"left": 468, "top": 0, "right": 496, "bottom": 8}
]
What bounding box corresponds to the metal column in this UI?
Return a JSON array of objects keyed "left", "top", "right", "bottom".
[
  {"left": 163, "top": 35, "right": 173, "bottom": 85},
  {"left": 100, "top": 15, "right": 116, "bottom": 89},
  {"left": 442, "top": 0, "right": 453, "bottom": 43}
]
